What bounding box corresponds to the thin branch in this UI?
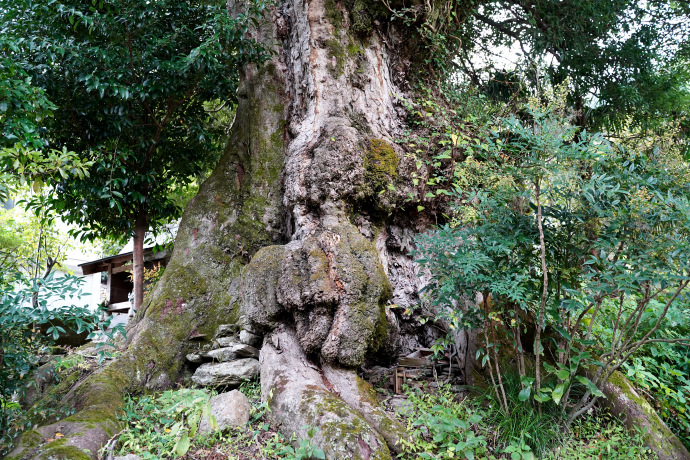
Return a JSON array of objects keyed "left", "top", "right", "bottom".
[{"left": 534, "top": 180, "right": 548, "bottom": 399}]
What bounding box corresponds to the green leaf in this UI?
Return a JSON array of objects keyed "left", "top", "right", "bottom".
[
  {"left": 576, "top": 376, "right": 605, "bottom": 397},
  {"left": 518, "top": 386, "right": 531, "bottom": 402},
  {"left": 189, "top": 412, "right": 199, "bottom": 437},
  {"left": 552, "top": 383, "right": 567, "bottom": 405},
  {"left": 468, "top": 413, "right": 482, "bottom": 424},
  {"left": 556, "top": 369, "right": 570, "bottom": 381},
  {"left": 173, "top": 434, "right": 190, "bottom": 456},
  {"left": 169, "top": 421, "right": 182, "bottom": 436}
]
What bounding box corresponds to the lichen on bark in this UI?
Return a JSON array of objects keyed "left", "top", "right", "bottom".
[{"left": 363, "top": 138, "right": 400, "bottom": 193}]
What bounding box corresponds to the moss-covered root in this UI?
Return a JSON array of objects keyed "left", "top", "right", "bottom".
[
  {"left": 600, "top": 370, "right": 690, "bottom": 460},
  {"left": 261, "top": 326, "right": 391, "bottom": 460},
  {"left": 7, "top": 366, "right": 127, "bottom": 460},
  {"left": 321, "top": 364, "right": 408, "bottom": 453}
]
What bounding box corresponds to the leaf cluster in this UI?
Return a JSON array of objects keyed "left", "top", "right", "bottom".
[
  {"left": 0, "top": 270, "right": 122, "bottom": 447},
  {"left": 398, "top": 384, "right": 489, "bottom": 459},
  {"left": 415, "top": 92, "right": 690, "bottom": 425},
  {"left": 457, "top": 0, "right": 690, "bottom": 135},
  {"left": 1, "top": 0, "right": 272, "bottom": 242},
  {"left": 117, "top": 388, "right": 218, "bottom": 458}
]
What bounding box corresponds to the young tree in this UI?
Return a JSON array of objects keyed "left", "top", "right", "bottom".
[
  {"left": 0, "top": 203, "right": 73, "bottom": 285},
  {"left": 415, "top": 94, "right": 690, "bottom": 456},
  {"left": 2, "top": 0, "right": 270, "bottom": 309}
]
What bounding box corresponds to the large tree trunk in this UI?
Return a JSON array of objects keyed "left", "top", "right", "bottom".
[{"left": 9, "top": 1, "right": 442, "bottom": 458}]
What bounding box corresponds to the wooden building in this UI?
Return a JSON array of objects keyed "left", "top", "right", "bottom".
[{"left": 79, "top": 248, "right": 170, "bottom": 316}]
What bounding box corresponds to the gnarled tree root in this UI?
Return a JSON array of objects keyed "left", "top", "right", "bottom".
[
  {"left": 7, "top": 366, "right": 128, "bottom": 460},
  {"left": 599, "top": 370, "right": 690, "bottom": 460},
  {"left": 261, "top": 326, "right": 407, "bottom": 459}
]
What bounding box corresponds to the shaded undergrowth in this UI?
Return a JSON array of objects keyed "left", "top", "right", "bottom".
[{"left": 108, "top": 376, "right": 656, "bottom": 460}]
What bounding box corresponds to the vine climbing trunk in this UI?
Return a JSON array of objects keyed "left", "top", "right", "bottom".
[{"left": 9, "top": 1, "right": 456, "bottom": 458}]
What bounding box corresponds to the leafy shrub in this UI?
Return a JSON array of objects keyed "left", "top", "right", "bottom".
[
  {"left": 117, "top": 388, "right": 219, "bottom": 459},
  {"left": 544, "top": 412, "right": 654, "bottom": 459},
  {"left": 414, "top": 88, "right": 690, "bottom": 425},
  {"left": 399, "top": 383, "right": 489, "bottom": 460},
  {"left": 0, "top": 271, "right": 122, "bottom": 453}
]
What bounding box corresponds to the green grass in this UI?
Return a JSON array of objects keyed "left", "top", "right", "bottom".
[
  {"left": 480, "top": 371, "right": 563, "bottom": 457},
  {"left": 544, "top": 412, "right": 655, "bottom": 459}
]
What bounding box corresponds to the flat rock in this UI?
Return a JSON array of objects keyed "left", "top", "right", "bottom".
[
  {"left": 239, "top": 330, "right": 262, "bottom": 348},
  {"left": 198, "top": 390, "right": 250, "bottom": 434},
  {"left": 191, "top": 359, "right": 259, "bottom": 387},
  {"left": 214, "top": 324, "right": 238, "bottom": 338},
  {"left": 187, "top": 343, "right": 260, "bottom": 363},
  {"left": 207, "top": 343, "right": 260, "bottom": 361},
  {"left": 113, "top": 455, "right": 142, "bottom": 460},
  {"left": 215, "top": 336, "right": 240, "bottom": 348},
  {"left": 186, "top": 352, "right": 204, "bottom": 363}
]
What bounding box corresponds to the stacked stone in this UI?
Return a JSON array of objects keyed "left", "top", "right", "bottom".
[{"left": 188, "top": 324, "right": 261, "bottom": 387}]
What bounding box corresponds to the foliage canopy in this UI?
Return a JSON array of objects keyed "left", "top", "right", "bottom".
[{"left": 1, "top": 0, "right": 270, "bottom": 242}]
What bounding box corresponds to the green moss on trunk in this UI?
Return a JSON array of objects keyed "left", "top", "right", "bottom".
[{"left": 364, "top": 139, "right": 399, "bottom": 193}]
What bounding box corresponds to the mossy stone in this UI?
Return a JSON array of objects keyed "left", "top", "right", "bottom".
[{"left": 37, "top": 444, "right": 91, "bottom": 460}]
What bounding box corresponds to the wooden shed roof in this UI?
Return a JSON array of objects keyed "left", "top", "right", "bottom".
[{"left": 79, "top": 248, "right": 169, "bottom": 275}]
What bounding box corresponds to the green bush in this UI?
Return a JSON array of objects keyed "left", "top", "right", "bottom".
[
  {"left": 414, "top": 88, "right": 690, "bottom": 426},
  {"left": 0, "top": 271, "right": 122, "bottom": 453},
  {"left": 398, "top": 383, "right": 489, "bottom": 460},
  {"left": 544, "top": 412, "right": 654, "bottom": 459}
]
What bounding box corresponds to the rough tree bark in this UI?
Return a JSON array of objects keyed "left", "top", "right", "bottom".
[
  {"left": 9, "top": 1, "right": 445, "bottom": 458},
  {"left": 132, "top": 211, "right": 148, "bottom": 311}
]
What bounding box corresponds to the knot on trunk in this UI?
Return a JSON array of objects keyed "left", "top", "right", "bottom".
[{"left": 240, "top": 221, "right": 393, "bottom": 367}]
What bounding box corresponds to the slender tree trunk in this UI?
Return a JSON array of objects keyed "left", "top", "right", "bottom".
[
  {"left": 132, "top": 211, "right": 148, "bottom": 310},
  {"left": 534, "top": 180, "right": 548, "bottom": 403}
]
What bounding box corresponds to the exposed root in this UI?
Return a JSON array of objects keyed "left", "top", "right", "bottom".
[
  {"left": 7, "top": 366, "right": 128, "bottom": 460},
  {"left": 261, "top": 326, "right": 403, "bottom": 459}
]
